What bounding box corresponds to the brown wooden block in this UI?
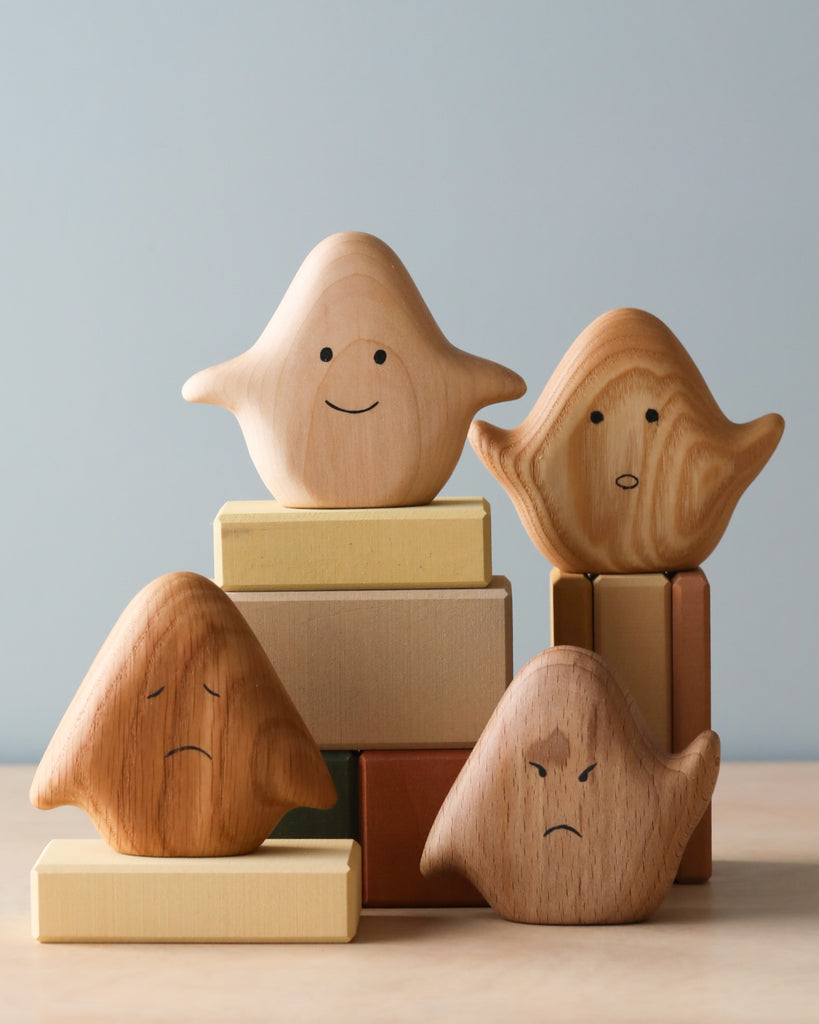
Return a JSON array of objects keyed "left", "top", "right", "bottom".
[
  {"left": 672, "top": 569, "right": 712, "bottom": 883},
  {"left": 359, "top": 750, "right": 486, "bottom": 907},
  {"left": 550, "top": 567, "right": 593, "bottom": 648},
  {"left": 229, "top": 577, "right": 513, "bottom": 749},
  {"left": 32, "top": 838, "right": 361, "bottom": 943},
  {"left": 593, "top": 573, "right": 672, "bottom": 751}
]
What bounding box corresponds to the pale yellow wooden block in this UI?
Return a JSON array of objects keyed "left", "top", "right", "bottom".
[
  {"left": 229, "top": 578, "right": 513, "bottom": 748},
  {"left": 592, "top": 574, "right": 672, "bottom": 750},
  {"left": 214, "top": 496, "right": 492, "bottom": 591},
  {"left": 31, "top": 838, "right": 361, "bottom": 943}
]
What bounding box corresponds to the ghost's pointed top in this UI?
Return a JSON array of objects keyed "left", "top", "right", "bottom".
[
  {"left": 31, "top": 572, "right": 335, "bottom": 856},
  {"left": 470, "top": 308, "right": 784, "bottom": 572},
  {"left": 183, "top": 231, "right": 525, "bottom": 508},
  {"left": 421, "top": 646, "right": 720, "bottom": 924}
]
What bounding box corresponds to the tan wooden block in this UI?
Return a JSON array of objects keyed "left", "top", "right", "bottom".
[
  {"left": 672, "top": 569, "right": 712, "bottom": 883},
  {"left": 593, "top": 573, "right": 672, "bottom": 750},
  {"left": 31, "top": 838, "right": 361, "bottom": 943},
  {"left": 549, "top": 567, "right": 593, "bottom": 648},
  {"left": 183, "top": 232, "right": 524, "bottom": 509},
  {"left": 229, "top": 578, "right": 513, "bottom": 748},
  {"left": 214, "top": 497, "right": 492, "bottom": 591}
]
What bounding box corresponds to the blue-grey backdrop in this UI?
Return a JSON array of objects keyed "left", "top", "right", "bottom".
[{"left": 2, "top": 1, "right": 816, "bottom": 761}]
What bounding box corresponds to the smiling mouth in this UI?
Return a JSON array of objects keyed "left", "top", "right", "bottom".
[
  {"left": 325, "top": 399, "right": 379, "bottom": 415},
  {"left": 615, "top": 473, "right": 639, "bottom": 490},
  {"left": 544, "top": 824, "right": 582, "bottom": 838},
  {"left": 165, "top": 745, "right": 212, "bottom": 760}
]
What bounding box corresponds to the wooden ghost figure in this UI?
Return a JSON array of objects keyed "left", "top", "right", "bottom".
[
  {"left": 469, "top": 308, "right": 784, "bottom": 572},
  {"left": 30, "top": 573, "right": 336, "bottom": 857},
  {"left": 183, "top": 231, "right": 526, "bottom": 508},
  {"left": 421, "top": 646, "right": 720, "bottom": 924}
]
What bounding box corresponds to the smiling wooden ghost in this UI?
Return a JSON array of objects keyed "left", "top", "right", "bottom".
[
  {"left": 30, "top": 572, "right": 336, "bottom": 857},
  {"left": 183, "top": 231, "right": 526, "bottom": 508},
  {"left": 469, "top": 308, "right": 784, "bottom": 572},
  {"left": 420, "top": 646, "right": 720, "bottom": 924}
]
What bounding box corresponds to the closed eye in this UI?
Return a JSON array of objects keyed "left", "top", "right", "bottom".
[
  {"left": 578, "top": 762, "right": 597, "bottom": 782},
  {"left": 146, "top": 687, "right": 165, "bottom": 700},
  {"left": 528, "top": 761, "right": 547, "bottom": 778},
  {"left": 203, "top": 684, "right": 221, "bottom": 697}
]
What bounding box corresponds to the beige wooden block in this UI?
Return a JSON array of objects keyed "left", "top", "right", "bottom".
[
  {"left": 214, "top": 497, "right": 492, "bottom": 591},
  {"left": 549, "top": 567, "right": 593, "bottom": 648},
  {"left": 230, "top": 577, "right": 513, "bottom": 748},
  {"left": 31, "top": 838, "right": 361, "bottom": 943},
  {"left": 593, "top": 573, "right": 672, "bottom": 750}
]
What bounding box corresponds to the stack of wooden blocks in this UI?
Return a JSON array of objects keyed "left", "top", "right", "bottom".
[{"left": 214, "top": 496, "right": 513, "bottom": 906}]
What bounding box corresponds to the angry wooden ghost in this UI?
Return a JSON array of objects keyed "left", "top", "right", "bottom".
[
  {"left": 30, "top": 572, "right": 336, "bottom": 857},
  {"left": 420, "top": 646, "right": 720, "bottom": 924},
  {"left": 469, "top": 308, "right": 784, "bottom": 572},
  {"left": 183, "top": 231, "right": 526, "bottom": 508}
]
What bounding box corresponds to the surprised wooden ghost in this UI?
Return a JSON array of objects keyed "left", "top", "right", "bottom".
[
  {"left": 421, "top": 647, "right": 720, "bottom": 924},
  {"left": 30, "top": 573, "right": 336, "bottom": 857}
]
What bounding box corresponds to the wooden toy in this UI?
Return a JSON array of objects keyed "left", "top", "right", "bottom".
[
  {"left": 214, "top": 497, "right": 492, "bottom": 591},
  {"left": 229, "top": 577, "right": 513, "bottom": 749},
  {"left": 272, "top": 752, "right": 359, "bottom": 841},
  {"left": 183, "top": 232, "right": 525, "bottom": 508},
  {"left": 30, "top": 572, "right": 336, "bottom": 857},
  {"left": 469, "top": 308, "right": 784, "bottom": 573},
  {"left": 32, "top": 838, "right": 361, "bottom": 942},
  {"left": 420, "top": 647, "right": 720, "bottom": 925},
  {"left": 671, "top": 569, "right": 712, "bottom": 882},
  {"left": 549, "top": 567, "right": 593, "bottom": 648},
  {"left": 358, "top": 750, "right": 485, "bottom": 907},
  {"left": 593, "top": 573, "right": 672, "bottom": 750}
]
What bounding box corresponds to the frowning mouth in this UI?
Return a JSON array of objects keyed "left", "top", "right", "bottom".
[
  {"left": 544, "top": 824, "right": 582, "bottom": 838},
  {"left": 165, "top": 745, "right": 212, "bottom": 760},
  {"left": 325, "top": 400, "right": 379, "bottom": 415}
]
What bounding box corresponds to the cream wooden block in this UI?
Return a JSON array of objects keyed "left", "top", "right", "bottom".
[
  {"left": 229, "top": 578, "right": 513, "bottom": 748},
  {"left": 593, "top": 573, "right": 672, "bottom": 750},
  {"left": 31, "top": 838, "right": 361, "bottom": 943},
  {"left": 214, "top": 497, "right": 492, "bottom": 591}
]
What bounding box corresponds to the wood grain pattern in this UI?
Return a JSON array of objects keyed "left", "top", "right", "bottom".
[
  {"left": 30, "top": 573, "right": 336, "bottom": 857},
  {"left": 421, "top": 646, "right": 720, "bottom": 924},
  {"left": 214, "top": 497, "right": 492, "bottom": 591},
  {"left": 183, "top": 232, "right": 525, "bottom": 508},
  {"left": 549, "top": 567, "right": 593, "bottom": 648},
  {"left": 358, "top": 750, "right": 485, "bottom": 907},
  {"left": 469, "top": 308, "right": 784, "bottom": 572},
  {"left": 593, "top": 573, "right": 673, "bottom": 751},
  {"left": 672, "top": 569, "right": 712, "bottom": 882},
  {"left": 31, "top": 838, "right": 361, "bottom": 943},
  {"left": 229, "top": 578, "right": 513, "bottom": 749}
]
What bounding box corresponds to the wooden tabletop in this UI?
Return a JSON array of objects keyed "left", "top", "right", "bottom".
[{"left": 1, "top": 762, "right": 816, "bottom": 1023}]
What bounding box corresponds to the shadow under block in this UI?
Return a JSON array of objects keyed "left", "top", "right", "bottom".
[
  {"left": 272, "top": 751, "right": 359, "bottom": 841},
  {"left": 672, "top": 570, "right": 712, "bottom": 882},
  {"left": 359, "top": 750, "right": 486, "bottom": 907},
  {"left": 31, "top": 839, "right": 361, "bottom": 943},
  {"left": 214, "top": 497, "right": 492, "bottom": 591},
  {"left": 549, "top": 567, "right": 593, "bottom": 648},
  {"left": 229, "top": 577, "right": 513, "bottom": 749},
  {"left": 592, "top": 574, "right": 672, "bottom": 751}
]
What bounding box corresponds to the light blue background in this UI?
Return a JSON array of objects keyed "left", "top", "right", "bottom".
[{"left": 2, "top": 2, "right": 816, "bottom": 761}]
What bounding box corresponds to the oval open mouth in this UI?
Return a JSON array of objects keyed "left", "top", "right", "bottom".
[
  {"left": 165, "top": 745, "right": 212, "bottom": 760},
  {"left": 325, "top": 399, "right": 379, "bottom": 415},
  {"left": 543, "top": 824, "right": 582, "bottom": 838},
  {"left": 615, "top": 473, "right": 639, "bottom": 490}
]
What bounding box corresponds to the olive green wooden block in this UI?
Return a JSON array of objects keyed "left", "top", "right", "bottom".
[{"left": 272, "top": 752, "right": 359, "bottom": 841}]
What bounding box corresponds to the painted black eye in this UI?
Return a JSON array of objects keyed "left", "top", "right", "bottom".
[
  {"left": 590, "top": 410, "right": 604, "bottom": 424},
  {"left": 203, "top": 683, "right": 221, "bottom": 697},
  {"left": 645, "top": 408, "right": 659, "bottom": 423},
  {"left": 146, "top": 686, "right": 165, "bottom": 700},
  {"left": 320, "top": 347, "right": 333, "bottom": 362},
  {"left": 373, "top": 349, "right": 387, "bottom": 365},
  {"left": 528, "top": 761, "right": 547, "bottom": 778},
  {"left": 578, "top": 762, "right": 597, "bottom": 782}
]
